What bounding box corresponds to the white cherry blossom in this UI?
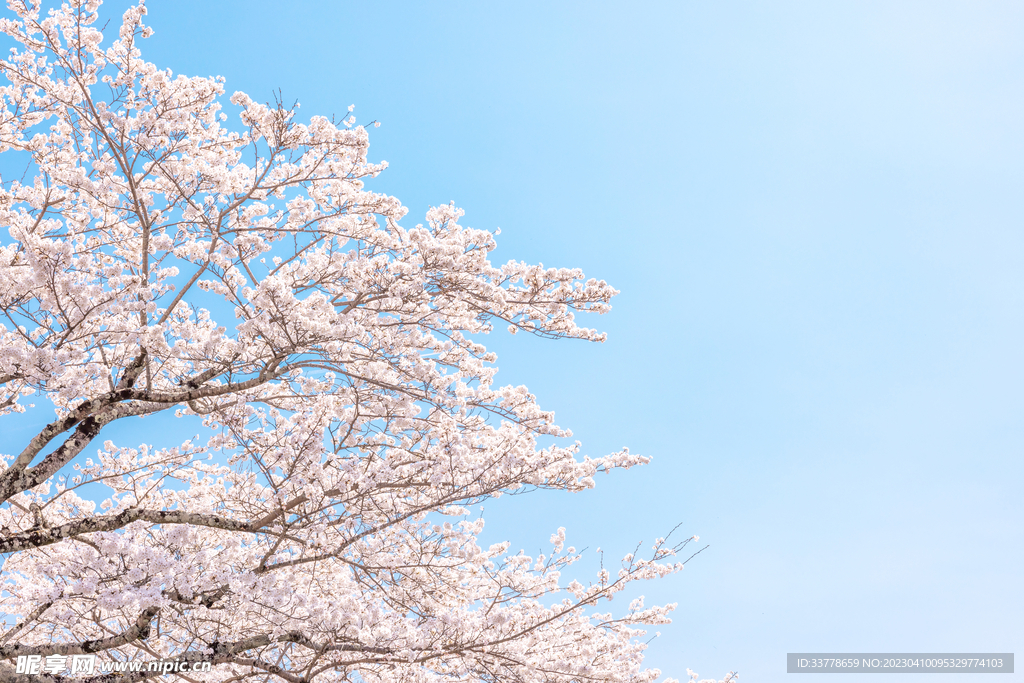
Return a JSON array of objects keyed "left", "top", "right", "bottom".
[{"left": 0, "top": 2, "right": 734, "bottom": 682}]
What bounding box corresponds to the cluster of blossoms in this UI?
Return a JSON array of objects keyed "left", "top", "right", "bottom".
[{"left": 0, "top": 1, "right": 733, "bottom": 682}]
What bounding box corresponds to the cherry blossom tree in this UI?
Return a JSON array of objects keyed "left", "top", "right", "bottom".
[{"left": 0, "top": 2, "right": 734, "bottom": 682}]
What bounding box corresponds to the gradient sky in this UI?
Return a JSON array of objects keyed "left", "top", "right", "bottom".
[{"left": 10, "top": 1, "right": 1024, "bottom": 680}]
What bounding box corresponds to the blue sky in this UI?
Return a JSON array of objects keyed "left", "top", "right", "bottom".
[{"left": 10, "top": 1, "right": 1024, "bottom": 680}]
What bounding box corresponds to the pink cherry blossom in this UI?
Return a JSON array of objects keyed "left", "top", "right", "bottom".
[{"left": 0, "top": 2, "right": 734, "bottom": 682}]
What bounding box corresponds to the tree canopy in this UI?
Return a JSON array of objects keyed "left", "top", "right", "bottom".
[{"left": 0, "top": 2, "right": 730, "bottom": 682}]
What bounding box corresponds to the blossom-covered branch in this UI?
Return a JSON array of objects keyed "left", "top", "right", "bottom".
[{"left": 0, "top": 1, "right": 733, "bottom": 682}]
